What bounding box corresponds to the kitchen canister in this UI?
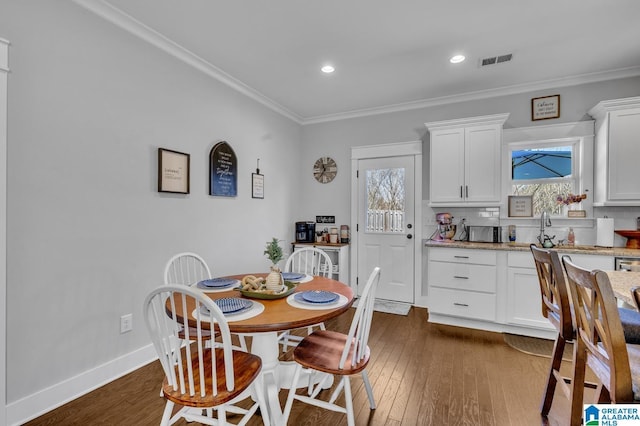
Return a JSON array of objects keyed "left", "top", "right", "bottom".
[{"left": 340, "top": 225, "right": 350, "bottom": 243}]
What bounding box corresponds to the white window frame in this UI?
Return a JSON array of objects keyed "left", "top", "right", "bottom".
[{"left": 502, "top": 121, "right": 594, "bottom": 220}]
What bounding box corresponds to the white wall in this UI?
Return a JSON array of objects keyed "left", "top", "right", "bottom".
[{"left": 1, "top": 1, "right": 302, "bottom": 422}]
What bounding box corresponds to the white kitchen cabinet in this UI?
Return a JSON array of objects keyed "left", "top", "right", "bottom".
[
  {"left": 506, "top": 252, "right": 554, "bottom": 331},
  {"left": 427, "top": 247, "right": 497, "bottom": 322},
  {"left": 426, "top": 113, "right": 509, "bottom": 206},
  {"left": 589, "top": 96, "right": 640, "bottom": 206},
  {"left": 505, "top": 251, "right": 613, "bottom": 331},
  {"left": 292, "top": 243, "right": 350, "bottom": 284}
]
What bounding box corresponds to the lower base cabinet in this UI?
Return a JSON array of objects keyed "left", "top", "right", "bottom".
[
  {"left": 426, "top": 246, "right": 613, "bottom": 339},
  {"left": 506, "top": 252, "right": 554, "bottom": 331}
]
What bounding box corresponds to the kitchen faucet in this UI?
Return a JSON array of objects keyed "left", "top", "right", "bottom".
[{"left": 538, "top": 211, "right": 555, "bottom": 247}]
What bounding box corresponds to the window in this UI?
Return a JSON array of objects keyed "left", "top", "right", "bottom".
[
  {"left": 365, "top": 167, "right": 405, "bottom": 233},
  {"left": 510, "top": 140, "right": 580, "bottom": 216}
]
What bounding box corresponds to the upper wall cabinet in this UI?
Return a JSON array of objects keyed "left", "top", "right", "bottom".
[
  {"left": 589, "top": 97, "right": 640, "bottom": 206},
  {"left": 426, "top": 113, "right": 509, "bottom": 206}
]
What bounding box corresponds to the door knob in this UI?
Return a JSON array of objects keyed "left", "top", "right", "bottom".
[
  {"left": 407, "top": 224, "right": 413, "bottom": 229},
  {"left": 407, "top": 234, "right": 413, "bottom": 239}
]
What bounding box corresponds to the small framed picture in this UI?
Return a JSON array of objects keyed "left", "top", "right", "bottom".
[
  {"left": 158, "top": 148, "right": 190, "bottom": 194},
  {"left": 531, "top": 94, "right": 560, "bottom": 121},
  {"left": 508, "top": 195, "right": 533, "bottom": 217},
  {"left": 252, "top": 173, "right": 264, "bottom": 199}
]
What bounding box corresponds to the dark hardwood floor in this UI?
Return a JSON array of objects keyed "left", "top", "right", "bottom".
[{"left": 24, "top": 307, "right": 593, "bottom": 425}]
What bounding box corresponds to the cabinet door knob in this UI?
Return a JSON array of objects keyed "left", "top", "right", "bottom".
[{"left": 407, "top": 234, "right": 413, "bottom": 239}]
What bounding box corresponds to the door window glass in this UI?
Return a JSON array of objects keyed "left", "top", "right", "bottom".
[{"left": 365, "top": 168, "right": 405, "bottom": 233}]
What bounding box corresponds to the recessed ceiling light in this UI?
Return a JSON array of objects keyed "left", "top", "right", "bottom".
[
  {"left": 450, "top": 55, "right": 466, "bottom": 64},
  {"left": 321, "top": 65, "right": 335, "bottom": 73}
]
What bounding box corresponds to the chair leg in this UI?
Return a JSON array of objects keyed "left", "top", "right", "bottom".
[
  {"left": 343, "top": 376, "right": 355, "bottom": 426},
  {"left": 361, "top": 369, "right": 376, "bottom": 409},
  {"left": 283, "top": 364, "right": 303, "bottom": 424},
  {"left": 541, "top": 334, "right": 566, "bottom": 415},
  {"left": 160, "top": 401, "right": 174, "bottom": 426},
  {"left": 252, "top": 380, "right": 271, "bottom": 426},
  {"left": 570, "top": 339, "right": 588, "bottom": 426}
]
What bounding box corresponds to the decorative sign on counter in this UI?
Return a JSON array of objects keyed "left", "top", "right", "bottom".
[
  {"left": 531, "top": 94, "right": 560, "bottom": 121},
  {"left": 209, "top": 141, "right": 237, "bottom": 197},
  {"left": 316, "top": 215, "right": 335, "bottom": 224},
  {"left": 158, "top": 148, "right": 190, "bottom": 194},
  {"left": 508, "top": 195, "right": 533, "bottom": 217}
]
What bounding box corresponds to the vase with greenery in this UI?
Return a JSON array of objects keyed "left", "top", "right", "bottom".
[{"left": 264, "top": 238, "right": 284, "bottom": 292}]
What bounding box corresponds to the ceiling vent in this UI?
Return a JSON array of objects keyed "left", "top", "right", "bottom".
[{"left": 480, "top": 53, "right": 513, "bottom": 67}]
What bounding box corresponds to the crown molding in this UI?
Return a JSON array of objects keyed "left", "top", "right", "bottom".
[
  {"left": 72, "top": 0, "right": 303, "bottom": 124},
  {"left": 302, "top": 66, "right": 640, "bottom": 125}
]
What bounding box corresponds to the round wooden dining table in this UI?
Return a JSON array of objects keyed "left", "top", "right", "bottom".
[{"left": 177, "top": 274, "right": 355, "bottom": 425}]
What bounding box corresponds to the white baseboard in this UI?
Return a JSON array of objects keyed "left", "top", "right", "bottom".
[{"left": 7, "top": 344, "right": 157, "bottom": 426}]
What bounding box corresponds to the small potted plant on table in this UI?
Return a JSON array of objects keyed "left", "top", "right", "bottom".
[{"left": 264, "top": 238, "right": 284, "bottom": 292}]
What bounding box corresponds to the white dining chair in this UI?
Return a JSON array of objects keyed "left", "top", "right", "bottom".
[
  {"left": 282, "top": 267, "right": 381, "bottom": 426},
  {"left": 164, "top": 252, "right": 247, "bottom": 351},
  {"left": 143, "top": 284, "right": 270, "bottom": 426},
  {"left": 163, "top": 252, "right": 212, "bottom": 286},
  {"left": 280, "top": 247, "right": 334, "bottom": 351}
]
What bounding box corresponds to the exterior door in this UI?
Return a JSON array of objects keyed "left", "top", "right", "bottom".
[{"left": 357, "top": 155, "right": 414, "bottom": 303}]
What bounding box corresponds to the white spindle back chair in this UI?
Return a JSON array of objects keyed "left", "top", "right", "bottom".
[
  {"left": 143, "top": 284, "right": 269, "bottom": 426},
  {"left": 164, "top": 252, "right": 212, "bottom": 286},
  {"left": 283, "top": 267, "right": 381, "bottom": 426},
  {"left": 280, "top": 247, "right": 335, "bottom": 351}
]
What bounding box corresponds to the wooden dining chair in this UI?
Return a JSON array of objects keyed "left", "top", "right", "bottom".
[
  {"left": 279, "top": 247, "right": 335, "bottom": 352},
  {"left": 282, "top": 266, "right": 381, "bottom": 426},
  {"left": 562, "top": 256, "right": 640, "bottom": 425},
  {"left": 143, "top": 284, "right": 270, "bottom": 426},
  {"left": 530, "top": 244, "right": 578, "bottom": 417},
  {"left": 632, "top": 286, "right": 640, "bottom": 311}
]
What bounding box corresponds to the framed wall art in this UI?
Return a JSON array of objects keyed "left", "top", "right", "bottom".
[
  {"left": 508, "top": 195, "right": 533, "bottom": 217},
  {"left": 158, "top": 148, "right": 190, "bottom": 194},
  {"left": 209, "top": 141, "right": 237, "bottom": 197},
  {"left": 531, "top": 94, "right": 560, "bottom": 121},
  {"left": 252, "top": 173, "right": 264, "bottom": 199}
]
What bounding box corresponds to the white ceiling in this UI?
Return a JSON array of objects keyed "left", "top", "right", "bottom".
[{"left": 78, "top": 0, "right": 640, "bottom": 123}]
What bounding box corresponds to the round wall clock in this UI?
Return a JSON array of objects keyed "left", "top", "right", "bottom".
[{"left": 313, "top": 156, "right": 337, "bottom": 184}]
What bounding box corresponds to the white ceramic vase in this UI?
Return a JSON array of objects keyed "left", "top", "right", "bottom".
[{"left": 265, "top": 265, "right": 284, "bottom": 292}]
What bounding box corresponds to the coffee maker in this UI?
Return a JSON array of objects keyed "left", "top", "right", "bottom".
[
  {"left": 435, "top": 213, "right": 456, "bottom": 241},
  {"left": 295, "top": 221, "right": 316, "bottom": 243}
]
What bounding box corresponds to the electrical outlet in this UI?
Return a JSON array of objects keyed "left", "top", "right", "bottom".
[{"left": 120, "top": 313, "right": 133, "bottom": 334}]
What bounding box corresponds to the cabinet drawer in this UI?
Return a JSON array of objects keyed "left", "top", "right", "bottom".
[
  {"left": 507, "top": 251, "right": 534, "bottom": 268},
  {"left": 429, "top": 287, "right": 496, "bottom": 321},
  {"left": 428, "top": 261, "right": 496, "bottom": 293},
  {"left": 429, "top": 247, "right": 497, "bottom": 265}
]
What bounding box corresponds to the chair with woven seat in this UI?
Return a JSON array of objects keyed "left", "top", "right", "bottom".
[
  {"left": 562, "top": 256, "right": 640, "bottom": 426},
  {"left": 164, "top": 252, "right": 247, "bottom": 351},
  {"left": 530, "top": 244, "right": 577, "bottom": 417},
  {"left": 143, "top": 284, "right": 270, "bottom": 426},
  {"left": 282, "top": 266, "right": 381, "bottom": 426},
  {"left": 279, "top": 247, "right": 334, "bottom": 352}
]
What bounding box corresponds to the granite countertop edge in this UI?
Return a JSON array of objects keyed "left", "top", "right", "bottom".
[{"left": 423, "top": 239, "right": 640, "bottom": 257}]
